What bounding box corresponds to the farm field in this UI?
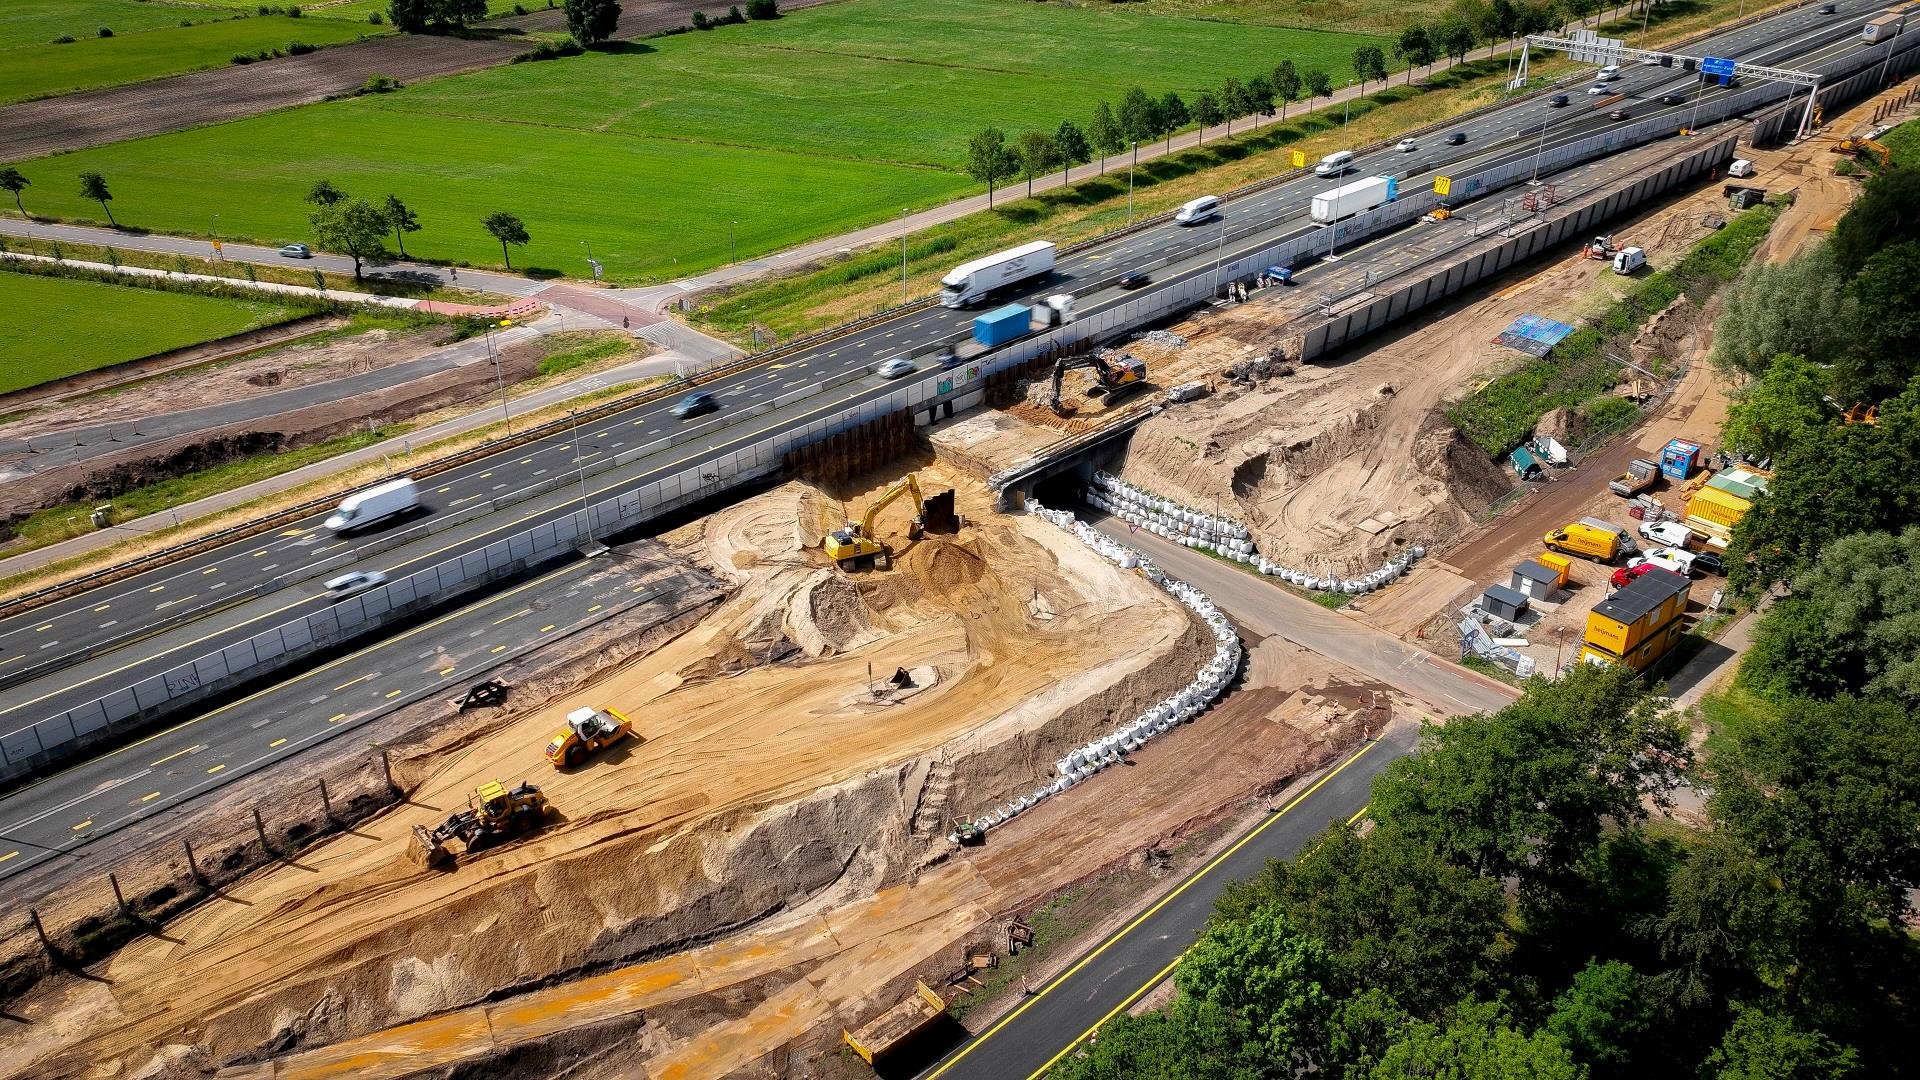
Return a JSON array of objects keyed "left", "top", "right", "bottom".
[
  {"left": 0, "top": 0, "right": 235, "bottom": 48},
  {"left": 1042, "top": 0, "right": 1454, "bottom": 37},
  {"left": 0, "top": 272, "right": 300, "bottom": 394},
  {"left": 0, "top": 15, "right": 377, "bottom": 103},
  {"left": 13, "top": 0, "right": 1384, "bottom": 280}
]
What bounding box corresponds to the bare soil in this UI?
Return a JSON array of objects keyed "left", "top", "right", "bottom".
[{"left": 0, "top": 463, "right": 1203, "bottom": 1077}]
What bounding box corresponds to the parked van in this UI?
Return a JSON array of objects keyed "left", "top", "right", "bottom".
[
  {"left": 1580, "top": 516, "right": 1638, "bottom": 554},
  {"left": 325, "top": 477, "right": 419, "bottom": 533},
  {"left": 1598, "top": 64, "right": 1622, "bottom": 80},
  {"left": 1544, "top": 522, "right": 1622, "bottom": 562},
  {"left": 1314, "top": 150, "right": 1356, "bottom": 177},
  {"left": 1728, "top": 158, "right": 1756, "bottom": 177},
  {"left": 1175, "top": 195, "right": 1220, "bottom": 225},
  {"left": 1612, "top": 246, "right": 1647, "bottom": 274}
]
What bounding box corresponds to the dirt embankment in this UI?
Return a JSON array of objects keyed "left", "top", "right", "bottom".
[{"left": 0, "top": 467, "right": 1197, "bottom": 1078}]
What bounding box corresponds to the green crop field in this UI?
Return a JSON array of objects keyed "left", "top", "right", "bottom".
[
  {"left": 0, "top": 272, "right": 299, "bottom": 394},
  {"left": 0, "top": 15, "right": 376, "bottom": 103},
  {"left": 14, "top": 0, "right": 1383, "bottom": 281},
  {"left": 0, "top": 0, "right": 236, "bottom": 48}
]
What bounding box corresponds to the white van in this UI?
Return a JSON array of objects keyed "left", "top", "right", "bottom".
[
  {"left": 1728, "top": 158, "right": 1756, "bottom": 178},
  {"left": 1174, "top": 195, "right": 1220, "bottom": 225},
  {"left": 325, "top": 477, "right": 420, "bottom": 532},
  {"left": 1598, "top": 64, "right": 1622, "bottom": 81},
  {"left": 1611, "top": 246, "right": 1647, "bottom": 275},
  {"left": 1313, "top": 150, "right": 1356, "bottom": 177}
]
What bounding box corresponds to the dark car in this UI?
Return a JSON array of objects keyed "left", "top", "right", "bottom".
[
  {"left": 1819, "top": 2, "right": 1836, "bottom": 11},
  {"left": 1609, "top": 109, "right": 1631, "bottom": 121},
  {"left": 1691, "top": 550, "right": 1725, "bottom": 576},
  {"left": 1549, "top": 93, "right": 1570, "bottom": 107},
  {"left": 1116, "top": 270, "right": 1150, "bottom": 290},
  {"left": 1445, "top": 131, "right": 1467, "bottom": 145},
  {"left": 1660, "top": 93, "right": 1687, "bottom": 105},
  {"left": 670, "top": 390, "right": 719, "bottom": 419}
]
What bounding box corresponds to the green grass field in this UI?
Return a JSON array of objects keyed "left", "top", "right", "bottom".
[
  {"left": 0, "top": 0, "right": 238, "bottom": 48},
  {"left": 0, "top": 272, "right": 300, "bottom": 394},
  {"left": 14, "top": 0, "right": 1382, "bottom": 280},
  {"left": 0, "top": 15, "right": 375, "bottom": 103}
]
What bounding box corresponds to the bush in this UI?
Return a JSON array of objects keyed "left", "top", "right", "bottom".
[
  {"left": 746, "top": 0, "right": 778, "bottom": 17},
  {"left": 368, "top": 10, "right": 383, "bottom": 22},
  {"left": 51, "top": 34, "right": 75, "bottom": 43},
  {"left": 1579, "top": 395, "right": 1639, "bottom": 431},
  {"left": 258, "top": 4, "right": 272, "bottom": 12},
  {"left": 180, "top": 19, "right": 194, "bottom": 27},
  {"left": 286, "top": 40, "right": 316, "bottom": 54},
  {"left": 360, "top": 73, "right": 401, "bottom": 93},
  {"left": 725, "top": 5, "right": 745, "bottom": 23},
  {"left": 513, "top": 2, "right": 527, "bottom": 12},
  {"left": 231, "top": 52, "right": 256, "bottom": 63},
  {"left": 97, "top": 26, "right": 114, "bottom": 37},
  {"left": 510, "top": 38, "right": 583, "bottom": 61},
  {"left": 692, "top": 10, "right": 709, "bottom": 28},
  {"left": 286, "top": 4, "right": 301, "bottom": 15}
]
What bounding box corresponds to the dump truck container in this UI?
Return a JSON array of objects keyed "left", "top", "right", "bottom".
[
  {"left": 1609, "top": 458, "right": 1659, "bottom": 497},
  {"left": 844, "top": 980, "right": 946, "bottom": 1066},
  {"left": 1585, "top": 567, "right": 1689, "bottom": 657}
]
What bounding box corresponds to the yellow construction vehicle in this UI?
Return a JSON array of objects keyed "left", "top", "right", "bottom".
[
  {"left": 1835, "top": 136, "right": 1892, "bottom": 167},
  {"left": 545, "top": 706, "right": 636, "bottom": 768},
  {"left": 408, "top": 779, "right": 550, "bottom": 868},
  {"left": 826, "top": 474, "right": 925, "bottom": 570},
  {"left": 1045, "top": 350, "right": 1148, "bottom": 415}
]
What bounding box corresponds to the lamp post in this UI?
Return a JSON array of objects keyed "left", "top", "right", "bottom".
[
  {"left": 1127, "top": 142, "right": 1138, "bottom": 224},
  {"left": 485, "top": 318, "right": 514, "bottom": 434},
  {"left": 1342, "top": 81, "right": 1356, "bottom": 141},
  {"left": 1212, "top": 215, "right": 1230, "bottom": 294},
  {"left": 900, "top": 207, "right": 910, "bottom": 305},
  {"left": 569, "top": 409, "right": 593, "bottom": 542},
  {"left": 1530, "top": 116, "right": 1553, "bottom": 180},
  {"left": 728, "top": 220, "right": 737, "bottom": 266}
]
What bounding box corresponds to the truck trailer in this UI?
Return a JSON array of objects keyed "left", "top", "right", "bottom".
[
  {"left": 1863, "top": 12, "right": 1904, "bottom": 42},
  {"left": 1310, "top": 176, "right": 1398, "bottom": 224},
  {"left": 939, "top": 240, "right": 1056, "bottom": 308}
]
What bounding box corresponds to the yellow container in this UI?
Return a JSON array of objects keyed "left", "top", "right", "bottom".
[
  {"left": 1535, "top": 552, "right": 1573, "bottom": 589},
  {"left": 1581, "top": 617, "right": 1686, "bottom": 673},
  {"left": 1586, "top": 569, "right": 1690, "bottom": 656},
  {"left": 1687, "top": 485, "right": 1752, "bottom": 529}
]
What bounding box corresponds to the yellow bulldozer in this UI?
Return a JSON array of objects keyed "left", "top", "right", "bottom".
[
  {"left": 546, "top": 706, "right": 636, "bottom": 768},
  {"left": 408, "top": 779, "right": 550, "bottom": 869}
]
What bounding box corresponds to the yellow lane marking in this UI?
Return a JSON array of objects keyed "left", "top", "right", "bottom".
[
  {"left": 928, "top": 740, "right": 1383, "bottom": 1080},
  {"left": 148, "top": 586, "right": 165, "bottom": 593},
  {"left": 437, "top": 486, "right": 452, "bottom": 494},
  {"left": 94, "top": 604, "right": 111, "bottom": 612},
  {"left": 490, "top": 645, "right": 507, "bottom": 654},
  {"left": 539, "top": 624, "right": 556, "bottom": 633},
  {"left": 439, "top": 667, "right": 455, "bottom": 677},
  {"left": 207, "top": 764, "right": 226, "bottom": 774},
  {"left": 0, "top": 851, "right": 18, "bottom": 865},
  {"left": 35, "top": 624, "right": 52, "bottom": 632},
  {"left": 279, "top": 528, "right": 306, "bottom": 536},
  {"left": 149, "top": 744, "right": 203, "bottom": 767},
  {"left": 71, "top": 820, "right": 91, "bottom": 831},
  {"left": 269, "top": 738, "right": 288, "bottom": 748},
  {"left": 479, "top": 472, "right": 492, "bottom": 479},
  {"left": 328, "top": 713, "right": 348, "bottom": 724},
  {"left": 334, "top": 672, "right": 375, "bottom": 691},
  {"left": 586, "top": 605, "right": 602, "bottom": 613},
  {"left": 202, "top": 567, "right": 219, "bottom": 575},
  {"left": 384, "top": 689, "right": 403, "bottom": 699},
  {"left": 140, "top": 791, "right": 162, "bottom": 802},
  {"left": 493, "top": 608, "right": 531, "bottom": 626}
]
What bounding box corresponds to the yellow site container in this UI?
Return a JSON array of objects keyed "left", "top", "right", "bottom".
[
  {"left": 1535, "top": 552, "right": 1573, "bottom": 589},
  {"left": 1687, "top": 485, "right": 1752, "bottom": 529},
  {"left": 1586, "top": 568, "right": 1690, "bottom": 656},
  {"left": 1581, "top": 616, "right": 1686, "bottom": 673}
]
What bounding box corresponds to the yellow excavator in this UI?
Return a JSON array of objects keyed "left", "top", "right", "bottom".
[
  {"left": 1046, "top": 350, "right": 1148, "bottom": 415},
  {"left": 408, "top": 779, "right": 550, "bottom": 869},
  {"left": 1835, "top": 136, "right": 1891, "bottom": 167},
  {"left": 826, "top": 475, "right": 925, "bottom": 570}
]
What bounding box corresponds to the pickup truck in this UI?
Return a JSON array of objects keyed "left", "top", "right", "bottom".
[{"left": 1609, "top": 459, "right": 1659, "bottom": 498}]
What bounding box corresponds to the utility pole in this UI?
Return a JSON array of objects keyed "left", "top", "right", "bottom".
[
  {"left": 1342, "top": 81, "right": 1355, "bottom": 141},
  {"left": 1127, "top": 142, "right": 1137, "bottom": 224},
  {"left": 484, "top": 319, "right": 514, "bottom": 435},
  {"left": 570, "top": 409, "right": 593, "bottom": 542},
  {"left": 729, "top": 219, "right": 737, "bottom": 266},
  {"left": 900, "top": 208, "right": 910, "bottom": 305}
]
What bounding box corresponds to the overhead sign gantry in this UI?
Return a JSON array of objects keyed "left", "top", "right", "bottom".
[{"left": 1516, "top": 32, "right": 1824, "bottom": 139}]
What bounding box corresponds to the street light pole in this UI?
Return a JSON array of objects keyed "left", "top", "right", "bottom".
[
  {"left": 728, "top": 220, "right": 737, "bottom": 266},
  {"left": 1127, "top": 142, "right": 1137, "bottom": 224},
  {"left": 900, "top": 207, "right": 909, "bottom": 305},
  {"left": 485, "top": 318, "right": 514, "bottom": 435},
  {"left": 1530, "top": 117, "right": 1552, "bottom": 180},
  {"left": 570, "top": 409, "right": 593, "bottom": 541},
  {"left": 1212, "top": 215, "right": 1229, "bottom": 294},
  {"left": 1342, "top": 82, "right": 1355, "bottom": 141}
]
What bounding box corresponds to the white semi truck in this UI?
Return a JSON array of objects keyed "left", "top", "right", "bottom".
[
  {"left": 939, "top": 241, "right": 1056, "bottom": 308},
  {"left": 1310, "top": 176, "right": 1398, "bottom": 224},
  {"left": 325, "top": 477, "right": 420, "bottom": 532}
]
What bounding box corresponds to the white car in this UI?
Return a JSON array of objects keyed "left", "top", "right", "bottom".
[
  {"left": 324, "top": 569, "right": 388, "bottom": 600},
  {"left": 278, "top": 243, "right": 312, "bottom": 259},
  {"left": 1587, "top": 84, "right": 1612, "bottom": 95},
  {"left": 1638, "top": 519, "right": 1694, "bottom": 549},
  {"left": 1630, "top": 547, "right": 1696, "bottom": 578},
  {"left": 875, "top": 357, "right": 915, "bottom": 379},
  {"left": 1396, "top": 137, "right": 1419, "bottom": 152}
]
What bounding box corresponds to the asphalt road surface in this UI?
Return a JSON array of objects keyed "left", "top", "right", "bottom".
[
  {"left": 919, "top": 521, "right": 1518, "bottom": 1080},
  {"left": 0, "top": 0, "right": 1882, "bottom": 876}
]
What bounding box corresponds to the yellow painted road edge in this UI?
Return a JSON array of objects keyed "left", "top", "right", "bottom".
[{"left": 924, "top": 737, "right": 1383, "bottom": 1080}]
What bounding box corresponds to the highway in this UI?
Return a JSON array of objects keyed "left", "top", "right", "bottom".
[{"left": 0, "top": 0, "right": 1891, "bottom": 877}]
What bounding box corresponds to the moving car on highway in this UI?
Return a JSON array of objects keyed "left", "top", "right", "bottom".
[
  {"left": 1116, "top": 271, "right": 1151, "bottom": 290},
  {"left": 671, "top": 390, "right": 719, "bottom": 419},
  {"left": 1396, "top": 137, "right": 1419, "bottom": 152},
  {"left": 1610, "top": 109, "right": 1632, "bottom": 121},
  {"left": 875, "top": 357, "right": 916, "bottom": 379},
  {"left": 325, "top": 570, "right": 388, "bottom": 600},
  {"left": 279, "top": 243, "right": 311, "bottom": 259}
]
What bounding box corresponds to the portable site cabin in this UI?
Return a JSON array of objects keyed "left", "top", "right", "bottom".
[
  {"left": 1660, "top": 438, "right": 1702, "bottom": 480},
  {"left": 1582, "top": 567, "right": 1690, "bottom": 673},
  {"left": 1510, "top": 560, "right": 1561, "bottom": 602},
  {"left": 1481, "top": 583, "right": 1530, "bottom": 622}
]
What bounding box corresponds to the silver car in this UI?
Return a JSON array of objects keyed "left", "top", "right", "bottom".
[
  {"left": 876, "top": 357, "right": 916, "bottom": 379},
  {"left": 325, "top": 569, "right": 387, "bottom": 600},
  {"left": 279, "top": 243, "right": 312, "bottom": 258}
]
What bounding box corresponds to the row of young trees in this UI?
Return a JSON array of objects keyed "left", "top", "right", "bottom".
[{"left": 303, "top": 179, "right": 530, "bottom": 274}]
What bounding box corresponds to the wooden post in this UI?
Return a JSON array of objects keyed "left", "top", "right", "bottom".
[
  {"left": 318, "top": 777, "right": 335, "bottom": 825},
  {"left": 182, "top": 838, "right": 204, "bottom": 885},
  {"left": 28, "top": 908, "right": 55, "bottom": 961},
  {"left": 374, "top": 744, "right": 397, "bottom": 796},
  {"left": 109, "top": 873, "right": 130, "bottom": 920},
  {"left": 253, "top": 807, "right": 273, "bottom": 856}
]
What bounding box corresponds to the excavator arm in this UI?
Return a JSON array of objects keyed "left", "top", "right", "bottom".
[{"left": 860, "top": 475, "right": 922, "bottom": 539}]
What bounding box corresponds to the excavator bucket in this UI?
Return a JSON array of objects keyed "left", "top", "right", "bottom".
[{"left": 408, "top": 825, "right": 452, "bottom": 869}]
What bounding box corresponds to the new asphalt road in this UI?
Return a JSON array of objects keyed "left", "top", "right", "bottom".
[{"left": 0, "top": 0, "right": 1889, "bottom": 875}]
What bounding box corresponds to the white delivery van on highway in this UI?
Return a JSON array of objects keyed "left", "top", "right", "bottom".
[
  {"left": 1313, "top": 150, "right": 1357, "bottom": 177},
  {"left": 1175, "top": 195, "right": 1220, "bottom": 225},
  {"left": 940, "top": 240, "right": 1056, "bottom": 308},
  {"left": 325, "top": 477, "right": 420, "bottom": 533}
]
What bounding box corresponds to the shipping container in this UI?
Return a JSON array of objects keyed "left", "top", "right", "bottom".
[
  {"left": 1536, "top": 551, "right": 1574, "bottom": 588},
  {"left": 1482, "top": 583, "right": 1530, "bottom": 621},
  {"left": 1311, "top": 176, "right": 1397, "bottom": 223},
  {"left": 972, "top": 304, "right": 1034, "bottom": 348},
  {"left": 1660, "top": 438, "right": 1702, "bottom": 480},
  {"left": 1585, "top": 567, "right": 1689, "bottom": 656},
  {"left": 1687, "top": 484, "right": 1753, "bottom": 528}
]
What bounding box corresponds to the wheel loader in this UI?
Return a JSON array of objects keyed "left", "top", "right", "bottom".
[
  {"left": 546, "top": 706, "right": 636, "bottom": 768},
  {"left": 408, "top": 779, "right": 550, "bottom": 869}
]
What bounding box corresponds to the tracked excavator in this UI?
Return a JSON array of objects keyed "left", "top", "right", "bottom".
[
  {"left": 408, "top": 779, "right": 550, "bottom": 869},
  {"left": 1046, "top": 350, "right": 1148, "bottom": 415},
  {"left": 825, "top": 474, "right": 960, "bottom": 570},
  {"left": 1834, "top": 136, "right": 1891, "bottom": 167}
]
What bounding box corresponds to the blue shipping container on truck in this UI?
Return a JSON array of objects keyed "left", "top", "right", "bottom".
[{"left": 973, "top": 304, "right": 1032, "bottom": 348}]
